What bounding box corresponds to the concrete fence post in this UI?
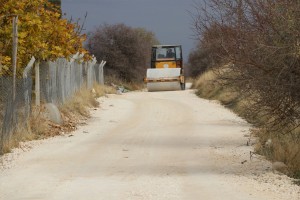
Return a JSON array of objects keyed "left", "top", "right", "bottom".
[
  {"left": 99, "top": 60, "right": 106, "bottom": 85},
  {"left": 35, "top": 61, "right": 40, "bottom": 106}
]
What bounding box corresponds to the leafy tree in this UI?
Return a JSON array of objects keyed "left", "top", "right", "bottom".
[
  {"left": 0, "top": 0, "right": 87, "bottom": 74},
  {"left": 87, "top": 23, "right": 159, "bottom": 82},
  {"left": 48, "top": 0, "right": 62, "bottom": 15},
  {"left": 48, "top": 0, "right": 61, "bottom": 7}
]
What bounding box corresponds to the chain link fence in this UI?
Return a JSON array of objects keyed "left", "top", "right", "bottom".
[
  {"left": 0, "top": 65, "right": 33, "bottom": 153},
  {"left": 40, "top": 58, "right": 105, "bottom": 105},
  {"left": 0, "top": 56, "right": 105, "bottom": 153}
]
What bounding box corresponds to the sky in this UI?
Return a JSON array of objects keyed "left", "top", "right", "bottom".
[{"left": 61, "top": 0, "right": 201, "bottom": 60}]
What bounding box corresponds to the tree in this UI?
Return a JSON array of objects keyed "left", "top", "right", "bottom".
[
  {"left": 191, "top": 0, "right": 300, "bottom": 131},
  {"left": 48, "top": 0, "right": 61, "bottom": 7},
  {"left": 0, "top": 0, "right": 87, "bottom": 74},
  {"left": 187, "top": 24, "right": 227, "bottom": 77},
  {"left": 87, "top": 23, "right": 159, "bottom": 82},
  {"left": 190, "top": 0, "right": 300, "bottom": 174},
  {"left": 48, "top": 0, "right": 62, "bottom": 15}
]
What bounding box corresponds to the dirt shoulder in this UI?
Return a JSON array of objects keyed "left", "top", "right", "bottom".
[{"left": 0, "top": 90, "right": 299, "bottom": 200}]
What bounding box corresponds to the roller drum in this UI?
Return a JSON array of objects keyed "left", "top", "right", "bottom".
[{"left": 146, "top": 68, "right": 182, "bottom": 92}]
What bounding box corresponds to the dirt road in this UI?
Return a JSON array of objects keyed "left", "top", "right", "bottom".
[{"left": 0, "top": 89, "right": 299, "bottom": 200}]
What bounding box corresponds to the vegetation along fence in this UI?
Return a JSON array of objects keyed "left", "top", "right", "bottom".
[{"left": 0, "top": 54, "right": 106, "bottom": 153}]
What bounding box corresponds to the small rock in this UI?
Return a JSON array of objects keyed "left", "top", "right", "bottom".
[{"left": 272, "top": 161, "right": 287, "bottom": 172}]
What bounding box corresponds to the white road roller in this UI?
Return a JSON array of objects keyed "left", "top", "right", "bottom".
[{"left": 144, "top": 45, "right": 185, "bottom": 92}]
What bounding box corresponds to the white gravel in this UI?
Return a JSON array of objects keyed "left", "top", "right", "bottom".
[{"left": 0, "top": 89, "right": 299, "bottom": 200}]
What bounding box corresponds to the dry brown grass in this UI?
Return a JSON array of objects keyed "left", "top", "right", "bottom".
[
  {"left": 0, "top": 106, "right": 48, "bottom": 154},
  {"left": 253, "top": 127, "right": 300, "bottom": 176},
  {"left": 194, "top": 69, "right": 300, "bottom": 178},
  {"left": 60, "top": 84, "right": 117, "bottom": 116},
  {"left": 60, "top": 88, "right": 99, "bottom": 117},
  {"left": 1, "top": 84, "right": 117, "bottom": 155},
  {"left": 1, "top": 126, "right": 34, "bottom": 154},
  {"left": 193, "top": 70, "right": 240, "bottom": 109},
  {"left": 273, "top": 138, "right": 300, "bottom": 175},
  {"left": 29, "top": 106, "right": 51, "bottom": 138},
  {"left": 60, "top": 84, "right": 117, "bottom": 117},
  {"left": 93, "top": 84, "right": 116, "bottom": 98},
  {"left": 192, "top": 70, "right": 216, "bottom": 89},
  {"left": 105, "top": 75, "right": 145, "bottom": 91}
]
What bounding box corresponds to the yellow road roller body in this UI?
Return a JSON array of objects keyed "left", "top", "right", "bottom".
[{"left": 144, "top": 45, "right": 185, "bottom": 92}]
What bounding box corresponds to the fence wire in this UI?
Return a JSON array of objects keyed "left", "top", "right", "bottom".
[
  {"left": 0, "top": 68, "right": 33, "bottom": 153},
  {"left": 0, "top": 56, "right": 105, "bottom": 153},
  {"left": 40, "top": 58, "right": 103, "bottom": 105}
]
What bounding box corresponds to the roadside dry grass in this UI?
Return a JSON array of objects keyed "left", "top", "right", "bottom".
[
  {"left": 1, "top": 84, "right": 116, "bottom": 155},
  {"left": 192, "top": 70, "right": 244, "bottom": 116},
  {"left": 105, "top": 75, "right": 145, "bottom": 91},
  {"left": 193, "top": 70, "right": 300, "bottom": 179},
  {"left": 60, "top": 89, "right": 99, "bottom": 118},
  {"left": 60, "top": 84, "right": 116, "bottom": 116},
  {"left": 1, "top": 126, "right": 34, "bottom": 154},
  {"left": 254, "top": 128, "right": 300, "bottom": 178},
  {"left": 1, "top": 106, "right": 50, "bottom": 154}
]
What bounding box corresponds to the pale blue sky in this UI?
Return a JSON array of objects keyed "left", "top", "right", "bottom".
[{"left": 61, "top": 0, "right": 200, "bottom": 60}]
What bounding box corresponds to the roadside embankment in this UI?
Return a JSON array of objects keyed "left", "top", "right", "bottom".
[{"left": 192, "top": 70, "right": 300, "bottom": 182}]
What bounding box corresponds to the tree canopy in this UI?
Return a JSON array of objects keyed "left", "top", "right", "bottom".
[
  {"left": 87, "top": 23, "right": 159, "bottom": 82},
  {"left": 0, "top": 0, "right": 87, "bottom": 74},
  {"left": 189, "top": 1, "right": 300, "bottom": 173}
]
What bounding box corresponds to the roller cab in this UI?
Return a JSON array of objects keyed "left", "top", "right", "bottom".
[{"left": 144, "top": 45, "right": 185, "bottom": 92}]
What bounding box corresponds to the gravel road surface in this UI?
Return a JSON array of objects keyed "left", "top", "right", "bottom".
[{"left": 0, "top": 89, "right": 299, "bottom": 200}]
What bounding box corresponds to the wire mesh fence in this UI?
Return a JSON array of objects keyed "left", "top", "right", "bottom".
[
  {"left": 0, "top": 67, "right": 33, "bottom": 153},
  {"left": 40, "top": 57, "right": 104, "bottom": 105},
  {"left": 0, "top": 55, "right": 105, "bottom": 153}
]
